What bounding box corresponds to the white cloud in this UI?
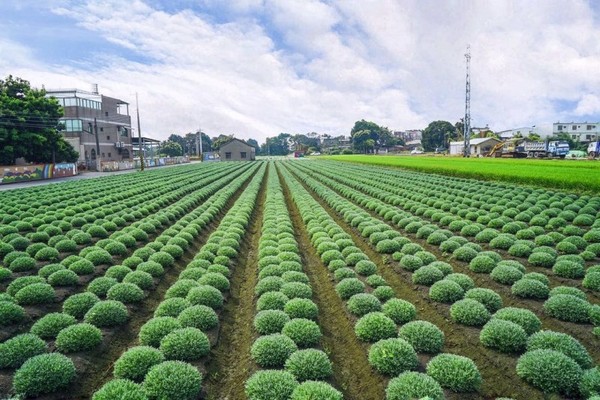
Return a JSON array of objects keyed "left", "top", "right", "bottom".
[{"left": 1, "top": 0, "right": 600, "bottom": 142}]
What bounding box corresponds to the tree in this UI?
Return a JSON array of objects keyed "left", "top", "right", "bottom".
[
  {"left": 0, "top": 75, "right": 78, "bottom": 165},
  {"left": 246, "top": 138, "right": 261, "bottom": 155},
  {"left": 422, "top": 120, "right": 455, "bottom": 152},
  {"left": 159, "top": 141, "right": 183, "bottom": 157},
  {"left": 262, "top": 133, "right": 291, "bottom": 156},
  {"left": 211, "top": 134, "right": 234, "bottom": 151},
  {"left": 350, "top": 120, "right": 398, "bottom": 153},
  {"left": 167, "top": 134, "right": 186, "bottom": 153}
]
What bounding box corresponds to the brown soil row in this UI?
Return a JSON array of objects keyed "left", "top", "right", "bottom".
[
  {"left": 203, "top": 165, "right": 269, "bottom": 400},
  {"left": 285, "top": 164, "right": 545, "bottom": 400},
  {"left": 277, "top": 164, "right": 386, "bottom": 400}
]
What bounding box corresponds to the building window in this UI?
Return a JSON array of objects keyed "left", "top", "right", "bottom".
[
  {"left": 107, "top": 135, "right": 110, "bottom": 140},
  {"left": 105, "top": 112, "right": 109, "bottom": 117},
  {"left": 225, "top": 152, "right": 232, "bottom": 159},
  {"left": 108, "top": 152, "right": 112, "bottom": 157},
  {"left": 241, "top": 152, "right": 247, "bottom": 159},
  {"left": 557, "top": 125, "right": 562, "bottom": 131},
  {"left": 572, "top": 125, "right": 577, "bottom": 130},
  {"left": 61, "top": 119, "right": 83, "bottom": 132},
  {"left": 100, "top": 127, "right": 104, "bottom": 132}
]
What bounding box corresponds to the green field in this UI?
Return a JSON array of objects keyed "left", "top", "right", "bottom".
[{"left": 322, "top": 155, "right": 600, "bottom": 193}]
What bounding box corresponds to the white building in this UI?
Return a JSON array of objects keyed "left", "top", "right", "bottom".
[
  {"left": 554, "top": 122, "right": 600, "bottom": 142},
  {"left": 449, "top": 137, "right": 501, "bottom": 156}
]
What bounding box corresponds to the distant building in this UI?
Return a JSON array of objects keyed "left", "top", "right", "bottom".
[
  {"left": 219, "top": 138, "right": 256, "bottom": 161},
  {"left": 449, "top": 137, "right": 501, "bottom": 156},
  {"left": 46, "top": 86, "right": 132, "bottom": 168},
  {"left": 393, "top": 130, "right": 422, "bottom": 141},
  {"left": 405, "top": 139, "right": 422, "bottom": 150},
  {"left": 554, "top": 122, "right": 600, "bottom": 142}
]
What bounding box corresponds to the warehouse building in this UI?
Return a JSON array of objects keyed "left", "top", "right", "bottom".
[
  {"left": 218, "top": 138, "right": 256, "bottom": 161},
  {"left": 449, "top": 137, "right": 501, "bottom": 156}
]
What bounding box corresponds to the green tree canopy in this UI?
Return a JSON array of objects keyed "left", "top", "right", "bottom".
[
  {"left": 159, "top": 141, "right": 183, "bottom": 157},
  {"left": 350, "top": 119, "right": 397, "bottom": 153},
  {"left": 0, "top": 75, "right": 78, "bottom": 165},
  {"left": 422, "top": 120, "right": 456, "bottom": 152},
  {"left": 261, "top": 133, "right": 291, "bottom": 155}
]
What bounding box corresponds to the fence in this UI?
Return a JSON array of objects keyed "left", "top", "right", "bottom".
[{"left": 100, "top": 156, "right": 190, "bottom": 172}]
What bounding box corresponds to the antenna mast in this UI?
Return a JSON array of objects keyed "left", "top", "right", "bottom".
[{"left": 463, "top": 45, "right": 471, "bottom": 157}]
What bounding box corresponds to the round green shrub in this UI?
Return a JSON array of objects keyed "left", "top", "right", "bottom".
[
  {"left": 280, "top": 282, "right": 312, "bottom": 299},
  {"left": 105, "top": 265, "right": 133, "bottom": 282},
  {"left": 87, "top": 277, "right": 118, "bottom": 298},
  {"left": 522, "top": 272, "right": 550, "bottom": 285},
  {"left": 583, "top": 271, "right": 600, "bottom": 292},
  {"left": 107, "top": 282, "right": 144, "bottom": 303},
  {"left": 285, "top": 349, "right": 332, "bottom": 381},
  {"left": 0, "top": 267, "right": 12, "bottom": 282},
  {"left": 282, "top": 318, "right": 321, "bottom": 348},
  {"left": 493, "top": 307, "right": 541, "bottom": 335},
  {"left": 355, "top": 312, "right": 397, "bottom": 343},
  {"left": 160, "top": 327, "right": 210, "bottom": 361},
  {"left": 291, "top": 381, "right": 342, "bottom": 400},
  {"left": 153, "top": 298, "right": 190, "bottom": 318},
  {"left": 453, "top": 246, "right": 478, "bottom": 262},
  {"left": 34, "top": 247, "right": 60, "bottom": 262},
  {"left": 257, "top": 291, "right": 289, "bottom": 312},
  {"left": 333, "top": 267, "right": 356, "bottom": 281},
  {"left": 429, "top": 279, "right": 464, "bottom": 303},
  {"left": 84, "top": 300, "right": 128, "bottom": 327},
  {"left": 511, "top": 279, "right": 549, "bottom": 300},
  {"left": 284, "top": 298, "right": 318, "bottom": 320},
  {"left": 335, "top": 278, "right": 365, "bottom": 300},
  {"left": 516, "top": 349, "right": 583, "bottom": 396},
  {"left": 137, "top": 261, "right": 164, "bottom": 278},
  {"left": 450, "top": 298, "right": 491, "bottom": 327},
  {"left": 464, "top": 288, "right": 503, "bottom": 313},
  {"left": 9, "top": 256, "right": 36, "bottom": 272},
  {"left": 543, "top": 294, "right": 591, "bottom": 323},
  {"left": 400, "top": 254, "right": 424, "bottom": 271},
  {"left": 31, "top": 312, "right": 76, "bottom": 339},
  {"left": 255, "top": 276, "right": 284, "bottom": 296},
  {"left": 12, "top": 353, "right": 75, "bottom": 397},
  {"left": 469, "top": 255, "right": 496, "bottom": 273},
  {"left": 55, "top": 322, "right": 102, "bottom": 352},
  {"left": 347, "top": 293, "right": 382, "bottom": 317},
  {"left": 199, "top": 272, "right": 230, "bottom": 292},
  {"left": 580, "top": 367, "right": 600, "bottom": 399},
  {"left": 0, "top": 301, "right": 26, "bottom": 326},
  {"left": 552, "top": 260, "right": 585, "bottom": 279},
  {"left": 372, "top": 285, "right": 395, "bottom": 302},
  {"left": 139, "top": 317, "right": 182, "bottom": 347},
  {"left": 491, "top": 265, "right": 523, "bottom": 285},
  {"left": 245, "top": 370, "right": 299, "bottom": 400},
  {"left": 251, "top": 333, "right": 298, "bottom": 368},
  {"left": 281, "top": 271, "right": 309, "bottom": 284},
  {"left": 398, "top": 320, "right": 444, "bottom": 354},
  {"left": 15, "top": 283, "right": 55, "bottom": 305},
  {"left": 177, "top": 304, "right": 219, "bottom": 331},
  {"left": 143, "top": 361, "right": 202, "bottom": 400},
  {"left": 412, "top": 265, "right": 444, "bottom": 286},
  {"left": 0, "top": 333, "right": 47, "bottom": 369},
  {"left": 45, "top": 267, "right": 79, "bottom": 286},
  {"left": 368, "top": 337, "right": 418, "bottom": 376},
  {"left": 445, "top": 273, "right": 475, "bottom": 291},
  {"left": 186, "top": 285, "right": 223, "bottom": 309},
  {"left": 63, "top": 292, "right": 100, "bottom": 319},
  {"left": 382, "top": 298, "right": 416, "bottom": 324},
  {"left": 123, "top": 271, "right": 154, "bottom": 290},
  {"left": 385, "top": 371, "right": 444, "bottom": 400},
  {"left": 528, "top": 252, "right": 555, "bottom": 268},
  {"left": 69, "top": 259, "right": 95, "bottom": 275},
  {"left": 549, "top": 286, "right": 586, "bottom": 300},
  {"left": 254, "top": 310, "right": 290, "bottom": 335},
  {"left": 527, "top": 330, "right": 592, "bottom": 369},
  {"left": 426, "top": 353, "right": 481, "bottom": 392},
  {"left": 92, "top": 379, "right": 148, "bottom": 400},
  {"left": 114, "top": 346, "right": 165, "bottom": 382},
  {"left": 480, "top": 319, "right": 527, "bottom": 353}
]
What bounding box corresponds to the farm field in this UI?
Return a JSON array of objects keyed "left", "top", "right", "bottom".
[
  {"left": 323, "top": 154, "right": 600, "bottom": 193},
  {"left": 1, "top": 159, "right": 600, "bottom": 399}
]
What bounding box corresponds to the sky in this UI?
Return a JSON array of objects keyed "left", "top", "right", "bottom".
[{"left": 1, "top": 0, "right": 600, "bottom": 142}]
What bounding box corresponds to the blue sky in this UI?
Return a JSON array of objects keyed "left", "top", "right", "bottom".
[{"left": 1, "top": 0, "right": 600, "bottom": 141}]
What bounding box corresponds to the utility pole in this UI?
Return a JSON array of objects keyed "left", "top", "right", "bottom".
[
  {"left": 463, "top": 45, "right": 471, "bottom": 158},
  {"left": 197, "top": 128, "right": 203, "bottom": 161},
  {"left": 94, "top": 117, "right": 101, "bottom": 171},
  {"left": 136, "top": 92, "right": 144, "bottom": 171}
]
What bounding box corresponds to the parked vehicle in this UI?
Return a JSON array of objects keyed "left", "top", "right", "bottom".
[
  {"left": 488, "top": 140, "right": 569, "bottom": 158},
  {"left": 587, "top": 141, "right": 600, "bottom": 159}
]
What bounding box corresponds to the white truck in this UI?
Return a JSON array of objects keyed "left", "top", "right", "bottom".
[
  {"left": 588, "top": 141, "right": 600, "bottom": 158},
  {"left": 518, "top": 141, "right": 569, "bottom": 158}
]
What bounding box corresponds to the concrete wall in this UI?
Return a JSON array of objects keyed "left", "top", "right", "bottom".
[{"left": 0, "top": 163, "right": 77, "bottom": 185}]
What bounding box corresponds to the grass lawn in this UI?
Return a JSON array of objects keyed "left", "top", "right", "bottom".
[{"left": 322, "top": 155, "right": 600, "bottom": 193}]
